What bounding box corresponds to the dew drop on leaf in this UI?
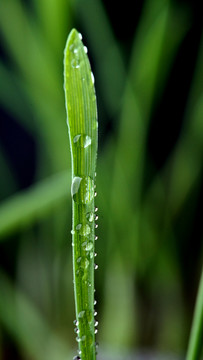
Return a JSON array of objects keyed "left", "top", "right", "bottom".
[
  {"left": 78, "top": 224, "right": 91, "bottom": 236},
  {"left": 71, "top": 58, "right": 80, "bottom": 68},
  {"left": 86, "top": 211, "right": 94, "bottom": 222},
  {"left": 71, "top": 176, "right": 94, "bottom": 204},
  {"left": 85, "top": 242, "right": 93, "bottom": 251},
  {"left": 91, "top": 72, "right": 95, "bottom": 84},
  {"left": 73, "top": 134, "right": 92, "bottom": 148},
  {"left": 78, "top": 310, "right": 85, "bottom": 318}
]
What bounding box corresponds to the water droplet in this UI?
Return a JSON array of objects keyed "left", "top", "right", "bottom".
[
  {"left": 84, "top": 259, "right": 89, "bottom": 269},
  {"left": 84, "top": 46, "right": 88, "bottom": 53},
  {"left": 77, "top": 257, "right": 82, "bottom": 263},
  {"left": 95, "top": 224, "right": 98, "bottom": 229},
  {"left": 94, "top": 192, "right": 97, "bottom": 197},
  {"left": 85, "top": 242, "right": 93, "bottom": 251},
  {"left": 95, "top": 236, "right": 98, "bottom": 241},
  {"left": 74, "top": 327, "right": 79, "bottom": 333},
  {"left": 94, "top": 320, "right": 98, "bottom": 327},
  {"left": 73, "top": 320, "right": 79, "bottom": 326},
  {"left": 74, "top": 48, "right": 78, "bottom": 54},
  {"left": 86, "top": 212, "right": 94, "bottom": 222},
  {"left": 71, "top": 229, "right": 75, "bottom": 235},
  {"left": 76, "top": 336, "right": 81, "bottom": 342},
  {"left": 94, "top": 264, "right": 98, "bottom": 270},
  {"left": 71, "top": 176, "right": 94, "bottom": 204},
  {"left": 73, "top": 356, "right": 81, "bottom": 360},
  {"left": 90, "top": 251, "right": 94, "bottom": 259},
  {"left": 78, "top": 310, "right": 85, "bottom": 318},
  {"left": 94, "top": 300, "right": 97, "bottom": 305},
  {"left": 94, "top": 311, "right": 97, "bottom": 316},
  {"left": 95, "top": 207, "right": 98, "bottom": 212},
  {"left": 82, "top": 241, "right": 87, "bottom": 249},
  {"left": 69, "top": 44, "right": 74, "bottom": 52},
  {"left": 77, "top": 224, "right": 91, "bottom": 236},
  {"left": 94, "top": 252, "right": 97, "bottom": 257},
  {"left": 71, "top": 59, "right": 80, "bottom": 68},
  {"left": 95, "top": 329, "right": 98, "bottom": 334},
  {"left": 73, "top": 134, "right": 92, "bottom": 148},
  {"left": 91, "top": 72, "right": 95, "bottom": 84},
  {"left": 78, "top": 33, "right": 82, "bottom": 40},
  {"left": 81, "top": 335, "right": 86, "bottom": 341},
  {"left": 95, "top": 215, "right": 99, "bottom": 221},
  {"left": 76, "top": 224, "right": 82, "bottom": 231},
  {"left": 84, "top": 135, "right": 92, "bottom": 148}
]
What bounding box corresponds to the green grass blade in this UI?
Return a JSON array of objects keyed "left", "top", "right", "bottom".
[
  {"left": 0, "top": 271, "right": 71, "bottom": 360},
  {"left": 0, "top": 171, "right": 70, "bottom": 239},
  {"left": 186, "top": 267, "right": 203, "bottom": 360},
  {"left": 64, "top": 29, "right": 98, "bottom": 360}
]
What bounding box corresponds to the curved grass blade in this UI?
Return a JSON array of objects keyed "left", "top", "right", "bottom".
[
  {"left": 64, "top": 29, "right": 98, "bottom": 360},
  {"left": 186, "top": 267, "right": 203, "bottom": 360},
  {"left": 0, "top": 171, "right": 70, "bottom": 240}
]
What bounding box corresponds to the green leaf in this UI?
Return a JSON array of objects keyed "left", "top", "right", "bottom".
[
  {"left": 64, "top": 28, "right": 98, "bottom": 179},
  {"left": 64, "top": 29, "right": 98, "bottom": 360}
]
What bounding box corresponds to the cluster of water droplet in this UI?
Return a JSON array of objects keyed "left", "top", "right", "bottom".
[
  {"left": 71, "top": 194, "right": 99, "bottom": 358},
  {"left": 69, "top": 32, "right": 95, "bottom": 86}
]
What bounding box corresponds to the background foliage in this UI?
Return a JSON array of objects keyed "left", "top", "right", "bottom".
[{"left": 0, "top": 0, "right": 203, "bottom": 359}]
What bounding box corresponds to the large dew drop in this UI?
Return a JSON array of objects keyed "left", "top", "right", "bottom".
[
  {"left": 71, "top": 176, "right": 94, "bottom": 204},
  {"left": 85, "top": 242, "right": 93, "bottom": 251},
  {"left": 76, "top": 224, "right": 91, "bottom": 236},
  {"left": 73, "top": 134, "right": 92, "bottom": 148},
  {"left": 78, "top": 310, "right": 85, "bottom": 318},
  {"left": 86, "top": 212, "right": 94, "bottom": 222}
]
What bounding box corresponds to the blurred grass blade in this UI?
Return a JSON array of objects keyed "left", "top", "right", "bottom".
[
  {"left": 0, "top": 271, "right": 71, "bottom": 360},
  {"left": 0, "top": 171, "right": 70, "bottom": 239},
  {"left": 77, "top": 0, "right": 126, "bottom": 116},
  {"left": 0, "top": 0, "right": 69, "bottom": 173},
  {"left": 167, "top": 31, "right": 203, "bottom": 214},
  {"left": 186, "top": 267, "right": 203, "bottom": 360},
  {"left": 110, "top": 0, "right": 187, "bottom": 260},
  {"left": 64, "top": 28, "right": 98, "bottom": 360},
  {"left": 34, "top": 0, "right": 72, "bottom": 56}
]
